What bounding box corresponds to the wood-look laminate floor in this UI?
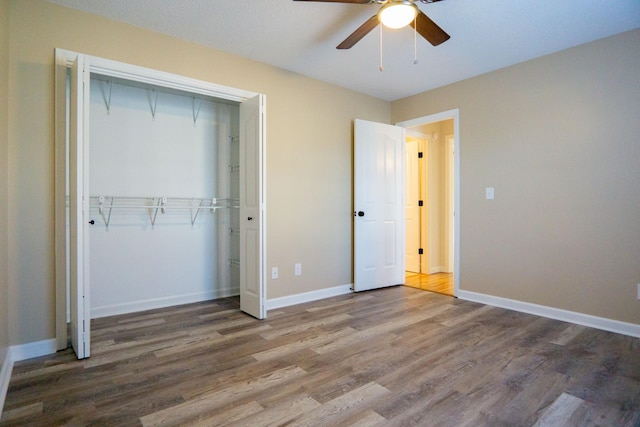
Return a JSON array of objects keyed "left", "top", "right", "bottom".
[
  {"left": 2, "top": 286, "right": 640, "bottom": 426},
  {"left": 405, "top": 272, "right": 454, "bottom": 296}
]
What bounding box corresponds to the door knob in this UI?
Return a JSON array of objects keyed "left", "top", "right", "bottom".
[
  {"left": 357, "top": 211, "right": 365, "bottom": 217},
  {"left": 247, "top": 217, "right": 253, "bottom": 221},
  {"left": 89, "top": 219, "right": 95, "bottom": 225}
]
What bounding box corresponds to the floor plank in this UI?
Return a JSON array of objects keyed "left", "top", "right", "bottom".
[{"left": 2, "top": 288, "right": 640, "bottom": 426}]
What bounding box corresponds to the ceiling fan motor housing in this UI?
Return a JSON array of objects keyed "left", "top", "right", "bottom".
[{"left": 378, "top": 1, "right": 419, "bottom": 29}]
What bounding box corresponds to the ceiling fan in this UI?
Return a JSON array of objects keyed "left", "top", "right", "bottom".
[{"left": 293, "top": 0, "right": 450, "bottom": 49}]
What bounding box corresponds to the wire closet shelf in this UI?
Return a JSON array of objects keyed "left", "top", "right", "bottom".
[{"left": 88, "top": 195, "right": 239, "bottom": 228}]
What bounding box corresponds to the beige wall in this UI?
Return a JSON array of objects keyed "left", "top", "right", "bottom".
[
  {"left": 393, "top": 29, "right": 640, "bottom": 325},
  {"left": 6, "top": 0, "right": 390, "bottom": 345},
  {"left": 0, "top": 0, "right": 9, "bottom": 360}
]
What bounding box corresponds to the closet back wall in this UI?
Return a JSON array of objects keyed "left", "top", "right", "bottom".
[{"left": 88, "top": 78, "right": 239, "bottom": 318}]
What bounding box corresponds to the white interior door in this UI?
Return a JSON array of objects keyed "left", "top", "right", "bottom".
[
  {"left": 354, "top": 119, "right": 405, "bottom": 292},
  {"left": 405, "top": 138, "right": 420, "bottom": 273},
  {"left": 69, "top": 54, "right": 91, "bottom": 359},
  {"left": 239, "top": 94, "right": 266, "bottom": 319}
]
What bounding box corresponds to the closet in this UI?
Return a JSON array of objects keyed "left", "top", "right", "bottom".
[
  {"left": 88, "top": 77, "right": 240, "bottom": 318},
  {"left": 54, "top": 50, "right": 266, "bottom": 359}
]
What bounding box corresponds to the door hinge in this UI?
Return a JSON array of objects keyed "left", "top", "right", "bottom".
[
  {"left": 418, "top": 152, "right": 423, "bottom": 158},
  {"left": 418, "top": 248, "right": 424, "bottom": 255},
  {"left": 418, "top": 200, "right": 423, "bottom": 207}
]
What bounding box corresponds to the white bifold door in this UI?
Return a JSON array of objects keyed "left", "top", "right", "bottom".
[
  {"left": 353, "top": 119, "right": 406, "bottom": 292},
  {"left": 69, "top": 54, "right": 91, "bottom": 359},
  {"left": 239, "top": 94, "right": 266, "bottom": 319}
]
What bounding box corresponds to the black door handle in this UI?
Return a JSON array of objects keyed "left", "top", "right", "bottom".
[
  {"left": 89, "top": 219, "right": 95, "bottom": 225},
  {"left": 357, "top": 211, "right": 365, "bottom": 217},
  {"left": 247, "top": 217, "right": 253, "bottom": 221}
]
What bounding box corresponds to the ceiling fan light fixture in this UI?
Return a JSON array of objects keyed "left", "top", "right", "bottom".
[{"left": 378, "top": 1, "right": 418, "bottom": 29}]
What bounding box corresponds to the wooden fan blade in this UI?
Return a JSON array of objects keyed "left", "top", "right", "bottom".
[
  {"left": 409, "top": 10, "right": 450, "bottom": 46},
  {"left": 337, "top": 15, "right": 379, "bottom": 49},
  {"left": 293, "top": 0, "right": 371, "bottom": 3}
]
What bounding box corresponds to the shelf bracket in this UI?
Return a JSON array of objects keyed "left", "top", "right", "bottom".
[
  {"left": 150, "top": 197, "right": 166, "bottom": 228},
  {"left": 148, "top": 88, "right": 159, "bottom": 120},
  {"left": 209, "top": 198, "right": 218, "bottom": 214},
  {"left": 99, "top": 80, "right": 113, "bottom": 114},
  {"left": 193, "top": 97, "right": 202, "bottom": 125},
  {"left": 191, "top": 198, "right": 218, "bottom": 226},
  {"left": 190, "top": 206, "right": 201, "bottom": 226},
  {"left": 98, "top": 196, "right": 114, "bottom": 229}
]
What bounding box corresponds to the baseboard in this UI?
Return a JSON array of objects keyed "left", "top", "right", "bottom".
[
  {"left": 266, "top": 284, "right": 353, "bottom": 311},
  {"left": 91, "top": 287, "right": 240, "bottom": 319},
  {"left": 457, "top": 290, "right": 640, "bottom": 339},
  {"left": 0, "top": 347, "right": 14, "bottom": 417},
  {"left": 428, "top": 266, "right": 446, "bottom": 274},
  {"left": 9, "top": 339, "right": 58, "bottom": 363}
]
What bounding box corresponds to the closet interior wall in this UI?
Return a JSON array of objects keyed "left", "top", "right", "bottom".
[{"left": 87, "top": 76, "right": 240, "bottom": 318}]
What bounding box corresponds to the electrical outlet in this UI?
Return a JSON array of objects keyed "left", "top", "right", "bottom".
[
  {"left": 485, "top": 187, "right": 495, "bottom": 200},
  {"left": 272, "top": 267, "right": 278, "bottom": 280},
  {"left": 295, "top": 263, "right": 302, "bottom": 276}
]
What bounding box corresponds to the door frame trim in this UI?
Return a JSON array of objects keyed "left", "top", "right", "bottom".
[
  {"left": 54, "top": 48, "right": 267, "bottom": 350},
  {"left": 396, "top": 109, "right": 460, "bottom": 297}
]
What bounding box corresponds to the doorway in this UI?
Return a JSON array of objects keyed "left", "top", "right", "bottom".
[{"left": 397, "top": 110, "right": 459, "bottom": 297}]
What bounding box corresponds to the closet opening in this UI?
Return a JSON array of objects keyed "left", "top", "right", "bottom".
[
  {"left": 54, "top": 50, "right": 267, "bottom": 359},
  {"left": 87, "top": 76, "right": 242, "bottom": 318}
]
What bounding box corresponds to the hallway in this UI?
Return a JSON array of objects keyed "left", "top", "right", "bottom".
[{"left": 405, "top": 272, "right": 453, "bottom": 296}]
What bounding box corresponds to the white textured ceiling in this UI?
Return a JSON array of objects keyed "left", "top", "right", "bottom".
[{"left": 48, "top": 0, "right": 640, "bottom": 101}]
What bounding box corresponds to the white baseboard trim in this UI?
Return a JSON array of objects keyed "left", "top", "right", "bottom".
[
  {"left": 10, "top": 339, "right": 58, "bottom": 362},
  {"left": 266, "top": 284, "right": 353, "bottom": 311},
  {"left": 0, "top": 347, "right": 14, "bottom": 417},
  {"left": 457, "top": 290, "right": 640, "bottom": 339},
  {"left": 91, "top": 288, "right": 240, "bottom": 319}
]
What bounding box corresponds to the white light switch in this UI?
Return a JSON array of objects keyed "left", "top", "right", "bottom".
[
  {"left": 485, "top": 187, "right": 495, "bottom": 200},
  {"left": 272, "top": 267, "right": 279, "bottom": 279}
]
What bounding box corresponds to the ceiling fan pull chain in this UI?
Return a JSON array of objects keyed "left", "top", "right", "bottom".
[
  {"left": 414, "top": 15, "right": 418, "bottom": 64},
  {"left": 379, "top": 24, "right": 384, "bottom": 72}
]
